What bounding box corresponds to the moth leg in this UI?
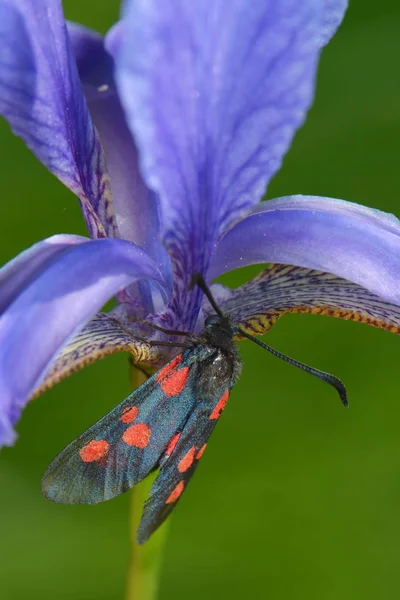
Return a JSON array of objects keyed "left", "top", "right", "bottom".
[{"left": 131, "top": 334, "right": 189, "bottom": 349}]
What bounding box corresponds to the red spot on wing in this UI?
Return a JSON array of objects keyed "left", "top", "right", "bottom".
[
  {"left": 156, "top": 354, "right": 182, "bottom": 381},
  {"left": 178, "top": 446, "right": 196, "bottom": 472},
  {"left": 122, "top": 423, "right": 151, "bottom": 448},
  {"left": 209, "top": 389, "right": 229, "bottom": 420},
  {"left": 166, "top": 481, "right": 184, "bottom": 504},
  {"left": 157, "top": 358, "right": 190, "bottom": 396},
  {"left": 165, "top": 433, "right": 181, "bottom": 457},
  {"left": 196, "top": 444, "right": 207, "bottom": 460},
  {"left": 120, "top": 405, "right": 139, "bottom": 424},
  {"left": 79, "top": 439, "right": 110, "bottom": 463}
]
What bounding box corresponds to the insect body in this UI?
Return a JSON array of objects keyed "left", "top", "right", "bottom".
[{"left": 42, "top": 274, "right": 347, "bottom": 543}]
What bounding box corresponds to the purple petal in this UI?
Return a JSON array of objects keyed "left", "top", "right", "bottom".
[
  {"left": 0, "top": 237, "right": 163, "bottom": 446},
  {"left": 32, "top": 313, "right": 156, "bottom": 400},
  {"left": 209, "top": 196, "right": 400, "bottom": 306},
  {"left": 116, "top": 0, "right": 332, "bottom": 280},
  {"left": 320, "top": 1, "right": 348, "bottom": 46},
  {"left": 66, "top": 22, "right": 115, "bottom": 91},
  {"left": 0, "top": 0, "right": 116, "bottom": 238},
  {"left": 105, "top": 21, "right": 123, "bottom": 58},
  {"left": 67, "top": 22, "right": 172, "bottom": 301},
  {"left": 213, "top": 264, "right": 400, "bottom": 337},
  {"left": 0, "top": 234, "right": 84, "bottom": 314}
]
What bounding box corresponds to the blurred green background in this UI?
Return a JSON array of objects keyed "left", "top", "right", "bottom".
[{"left": 1, "top": 1, "right": 400, "bottom": 598}]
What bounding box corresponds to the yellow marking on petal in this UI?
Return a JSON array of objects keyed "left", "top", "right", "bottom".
[
  {"left": 72, "top": 161, "right": 118, "bottom": 238},
  {"left": 237, "top": 305, "right": 400, "bottom": 338},
  {"left": 280, "top": 305, "right": 400, "bottom": 334}
]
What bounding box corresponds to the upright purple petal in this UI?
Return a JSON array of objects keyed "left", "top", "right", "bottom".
[
  {"left": 0, "top": 237, "right": 163, "bottom": 446},
  {"left": 320, "top": 1, "right": 348, "bottom": 46},
  {"left": 116, "top": 0, "right": 331, "bottom": 287},
  {"left": 0, "top": 0, "right": 116, "bottom": 238},
  {"left": 67, "top": 22, "right": 172, "bottom": 305},
  {"left": 209, "top": 196, "right": 400, "bottom": 306},
  {"left": 105, "top": 21, "right": 123, "bottom": 58}
]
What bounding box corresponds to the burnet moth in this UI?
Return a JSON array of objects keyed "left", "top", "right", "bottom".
[{"left": 42, "top": 274, "right": 347, "bottom": 544}]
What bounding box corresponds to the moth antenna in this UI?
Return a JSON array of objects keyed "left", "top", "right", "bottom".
[
  {"left": 189, "top": 273, "right": 224, "bottom": 317},
  {"left": 238, "top": 328, "right": 348, "bottom": 407},
  {"left": 190, "top": 274, "right": 347, "bottom": 406}
]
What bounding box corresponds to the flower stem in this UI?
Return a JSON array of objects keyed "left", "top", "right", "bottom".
[{"left": 125, "top": 367, "right": 170, "bottom": 600}]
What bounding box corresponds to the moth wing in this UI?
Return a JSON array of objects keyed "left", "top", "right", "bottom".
[
  {"left": 42, "top": 353, "right": 199, "bottom": 504},
  {"left": 137, "top": 385, "right": 231, "bottom": 543}
]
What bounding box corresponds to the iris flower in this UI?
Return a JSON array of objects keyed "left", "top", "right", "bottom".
[{"left": 1, "top": 0, "right": 400, "bottom": 456}]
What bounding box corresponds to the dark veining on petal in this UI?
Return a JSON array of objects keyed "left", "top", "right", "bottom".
[
  {"left": 30, "top": 313, "right": 158, "bottom": 400},
  {"left": 214, "top": 264, "right": 400, "bottom": 338}
]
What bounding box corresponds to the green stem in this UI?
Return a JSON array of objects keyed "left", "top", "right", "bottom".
[
  {"left": 126, "top": 473, "right": 170, "bottom": 600},
  {"left": 125, "top": 368, "right": 170, "bottom": 600}
]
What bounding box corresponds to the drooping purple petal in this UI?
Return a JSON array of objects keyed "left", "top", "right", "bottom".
[
  {"left": 0, "top": 234, "right": 84, "bottom": 314},
  {"left": 0, "top": 237, "right": 163, "bottom": 446},
  {"left": 320, "top": 1, "right": 348, "bottom": 46},
  {"left": 209, "top": 196, "right": 400, "bottom": 306},
  {"left": 0, "top": 0, "right": 116, "bottom": 238},
  {"left": 212, "top": 264, "right": 400, "bottom": 337},
  {"left": 31, "top": 313, "right": 157, "bottom": 400},
  {"left": 116, "top": 0, "right": 332, "bottom": 290},
  {"left": 67, "top": 22, "right": 172, "bottom": 307}
]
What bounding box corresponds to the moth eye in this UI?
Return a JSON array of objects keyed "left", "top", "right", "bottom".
[{"left": 204, "top": 314, "right": 220, "bottom": 327}]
